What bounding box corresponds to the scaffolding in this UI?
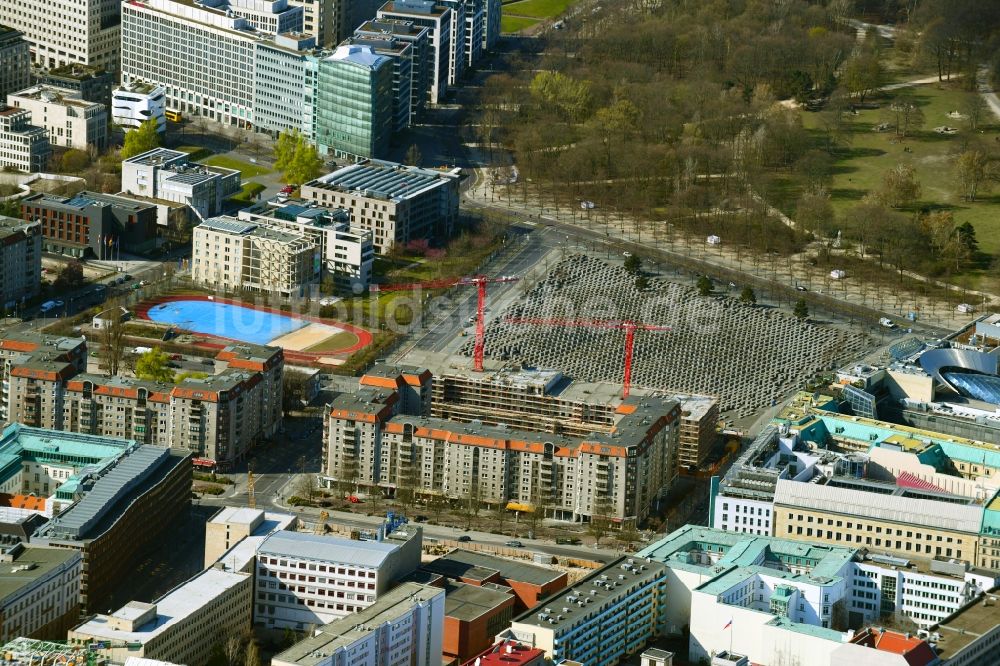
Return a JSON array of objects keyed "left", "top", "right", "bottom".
[{"left": 0, "top": 639, "right": 100, "bottom": 666}]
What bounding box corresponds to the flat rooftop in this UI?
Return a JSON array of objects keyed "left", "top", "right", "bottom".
[
  {"left": 257, "top": 530, "right": 401, "bottom": 568},
  {"left": 306, "top": 159, "right": 457, "bottom": 202},
  {"left": 425, "top": 549, "right": 566, "bottom": 587},
  {"left": 0, "top": 546, "right": 78, "bottom": 601},
  {"left": 931, "top": 588, "right": 1000, "bottom": 659},
  {"left": 10, "top": 85, "right": 101, "bottom": 109},
  {"left": 512, "top": 556, "right": 666, "bottom": 632},
  {"left": 71, "top": 568, "right": 249, "bottom": 642},
  {"left": 272, "top": 583, "right": 443, "bottom": 666},
  {"left": 444, "top": 580, "right": 512, "bottom": 621},
  {"left": 124, "top": 148, "right": 186, "bottom": 166}
]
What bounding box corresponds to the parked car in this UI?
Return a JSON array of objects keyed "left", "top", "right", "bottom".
[
  {"left": 171, "top": 354, "right": 183, "bottom": 360},
  {"left": 504, "top": 540, "right": 524, "bottom": 548},
  {"left": 795, "top": 285, "right": 807, "bottom": 291},
  {"left": 414, "top": 515, "right": 428, "bottom": 522},
  {"left": 279, "top": 185, "right": 295, "bottom": 195},
  {"left": 555, "top": 537, "right": 582, "bottom": 545},
  {"left": 457, "top": 535, "right": 472, "bottom": 542}
]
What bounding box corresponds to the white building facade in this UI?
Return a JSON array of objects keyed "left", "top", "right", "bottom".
[
  {"left": 0, "top": 107, "right": 50, "bottom": 173},
  {"left": 271, "top": 582, "right": 444, "bottom": 666},
  {"left": 0, "top": 0, "right": 120, "bottom": 72},
  {"left": 254, "top": 529, "right": 421, "bottom": 630},
  {"left": 121, "top": 148, "right": 241, "bottom": 218},
  {"left": 8, "top": 85, "right": 108, "bottom": 151},
  {"left": 112, "top": 81, "right": 166, "bottom": 132}
]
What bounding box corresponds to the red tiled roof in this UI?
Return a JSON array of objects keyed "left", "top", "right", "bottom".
[{"left": 850, "top": 628, "right": 939, "bottom": 666}]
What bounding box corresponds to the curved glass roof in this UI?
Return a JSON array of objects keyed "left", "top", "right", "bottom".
[{"left": 942, "top": 371, "right": 1000, "bottom": 405}]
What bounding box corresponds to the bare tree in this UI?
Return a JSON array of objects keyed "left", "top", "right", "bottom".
[
  {"left": 223, "top": 633, "right": 245, "bottom": 666},
  {"left": 243, "top": 639, "right": 260, "bottom": 666},
  {"left": 99, "top": 306, "right": 126, "bottom": 376}
]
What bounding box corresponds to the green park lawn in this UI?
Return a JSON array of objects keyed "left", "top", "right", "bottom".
[
  {"left": 503, "top": 0, "right": 574, "bottom": 19},
  {"left": 501, "top": 15, "right": 541, "bottom": 32},
  {"left": 800, "top": 83, "right": 1000, "bottom": 255},
  {"left": 199, "top": 154, "right": 272, "bottom": 178}
]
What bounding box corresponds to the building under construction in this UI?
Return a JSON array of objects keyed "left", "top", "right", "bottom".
[
  {"left": 431, "top": 369, "right": 719, "bottom": 470},
  {"left": 324, "top": 364, "right": 684, "bottom": 525}
]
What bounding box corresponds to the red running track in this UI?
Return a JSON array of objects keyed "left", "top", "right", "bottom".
[{"left": 134, "top": 295, "right": 374, "bottom": 361}]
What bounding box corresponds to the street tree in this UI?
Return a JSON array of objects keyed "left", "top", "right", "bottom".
[
  {"left": 282, "top": 370, "right": 311, "bottom": 415},
  {"left": 793, "top": 298, "right": 809, "bottom": 320},
  {"left": 135, "top": 348, "right": 174, "bottom": 383},
  {"left": 99, "top": 307, "right": 126, "bottom": 376},
  {"left": 623, "top": 254, "right": 641, "bottom": 274},
  {"left": 121, "top": 119, "right": 162, "bottom": 159},
  {"left": 274, "top": 129, "right": 323, "bottom": 185},
  {"left": 588, "top": 495, "right": 615, "bottom": 545},
  {"left": 796, "top": 189, "right": 835, "bottom": 236},
  {"left": 739, "top": 286, "right": 757, "bottom": 305},
  {"left": 53, "top": 261, "right": 84, "bottom": 290}
]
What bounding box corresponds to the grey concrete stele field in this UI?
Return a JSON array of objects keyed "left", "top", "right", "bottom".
[{"left": 463, "top": 254, "right": 874, "bottom": 418}]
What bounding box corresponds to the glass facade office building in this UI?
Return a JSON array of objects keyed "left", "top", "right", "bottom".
[{"left": 316, "top": 45, "right": 393, "bottom": 160}]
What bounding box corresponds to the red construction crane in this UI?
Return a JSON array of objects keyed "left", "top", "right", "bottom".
[
  {"left": 505, "top": 317, "right": 671, "bottom": 398},
  {"left": 371, "top": 275, "right": 519, "bottom": 372}
]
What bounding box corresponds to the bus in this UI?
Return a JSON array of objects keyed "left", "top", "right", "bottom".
[{"left": 164, "top": 109, "right": 182, "bottom": 123}]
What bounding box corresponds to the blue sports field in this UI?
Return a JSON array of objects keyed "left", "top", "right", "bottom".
[{"left": 146, "top": 299, "right": 307, "bottom": 345}]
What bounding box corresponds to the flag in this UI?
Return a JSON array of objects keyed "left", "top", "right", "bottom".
[{"left": 723, "top": 619, "right": 732, "bottom": 630}]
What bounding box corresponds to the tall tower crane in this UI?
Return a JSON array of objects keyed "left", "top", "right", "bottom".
[
  {"left": 371, "top": 274, "right": 519, "bottom": 371},
  {"left": 506, "top": 317, "right": 671, "bottom": 398}
]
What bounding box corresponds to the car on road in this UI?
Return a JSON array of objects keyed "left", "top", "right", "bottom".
[
  {"left": 279, "top": 184, "right": 295, "bottom": 195},
  {"left": 504, "top": 540, "right": 523, "bottom": 548},
  {"left": 171, "top": 354, "right": 183, "bottom": 360},
  {"left": 414, "top": 515, "right": 428, "bottom": 522},
  {"left": 200, "top": 358, "right": 215, "bottom": 366},
  {"left": 457, "top": 535, "right": 472, "bottom": 542},
  {"left": 555, "top": 537, "right": 582, "bottom": 545},
  {"left": 580, "top": 200, "right": 596, "bottom": 210},
  {"left": 53, "top": 300, "right": 65, "bottom": 308},
  {"left": 795, "top": 285, "right": 807, "bottom": 291}
]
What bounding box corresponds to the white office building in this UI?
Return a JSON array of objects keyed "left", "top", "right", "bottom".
[
  {"left": 227, "top": 0, "right": 304, "bottom": 33},
  {"left": 238, "top": 198, "right": 374, "bottom": 292},
  {"left": 271, "top": 582, "right": 444, "bottom": 666},
  {"left": 254, "top": 528, "right": 422, "bottom": 630},
  {"left": 377, "top": 0, "right": 452, "bottom": 105},
  {"left": 8, "top": 85, "right": 108, "bottom": 151},
  {"left": 121, "top": 148, "right": 241, "bottom": 218},
  {"left": 0, "top": 107, "right": 49, "bottom": 173},
  {"left": 112, "top": 81, "right": 166, "bottom": 132},
  {"left": 121, "top": 0, "right": 261, "bottom": 128},
  {"left": 0, "top": 0, "right": 120, "bottom": 72}
]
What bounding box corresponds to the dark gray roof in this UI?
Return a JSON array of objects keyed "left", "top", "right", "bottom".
[{"left": 426, "top": 549, "right": 565, "bottom": 586}]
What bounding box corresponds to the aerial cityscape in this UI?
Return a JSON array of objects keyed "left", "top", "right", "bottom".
[{"left": 0, "top": 0, "right": 997, "bottom": 665}]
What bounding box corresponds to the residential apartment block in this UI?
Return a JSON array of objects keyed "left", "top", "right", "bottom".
[
  {"left": 0, "top": 0, "right": 120, "bottom": 72},
  {"left": 0, "top": 543, "right": 81, "bottom": 642},
  {"left": 0, "top": 28, "right": 29, "bottom": 103},
  {"left": 28, "top": 440, "right": 191, "bottom": 613},
  {"left": 0, "top": 216, "right": 40, "bottom": 310},
  {"left": 323, "top": 365, "right": 680, "bottom": 524},
  {"left": 8, "top": 85, "right": 107, "bottom": 151},
  {"left": 238, "top": 198, "right": 374, "bottom": 293},
  {"left": 301, "top": 159, "right": 460, "bottom": 253},
  {"left": 69, "top": 567, "right": 252, "bottom": 666},
  {"left": 121, "top": 149, "right": 241, "bottom": 219},
  {"left": 20, "top": 191, "right": 158, "bottom": 258},
  {"left": 0, "top": 107, "right": 49, "bottom": 173},
  {"left": 506, "top": 556, "right": 669, "bottom": 666},
  {"left": 255, "top": 527, "right": 422, "bottom": 629},
  {"left": 271, "top": 581, "right": 445, "bottom": 666},
  {"left": 191, "top": 217, "right": 317, "bottom": 297},
  {"left": 112, "top": 81, "right": 166, "bottom": 132},
  {"left": 0, "top": 332, "right": 283, "bottom": 469},
  {"left": 431, "top": 369, "right": 717, "bottom": 471},
  {"left": 317, "top": 45, "right": 394, "bottom": 159}
]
